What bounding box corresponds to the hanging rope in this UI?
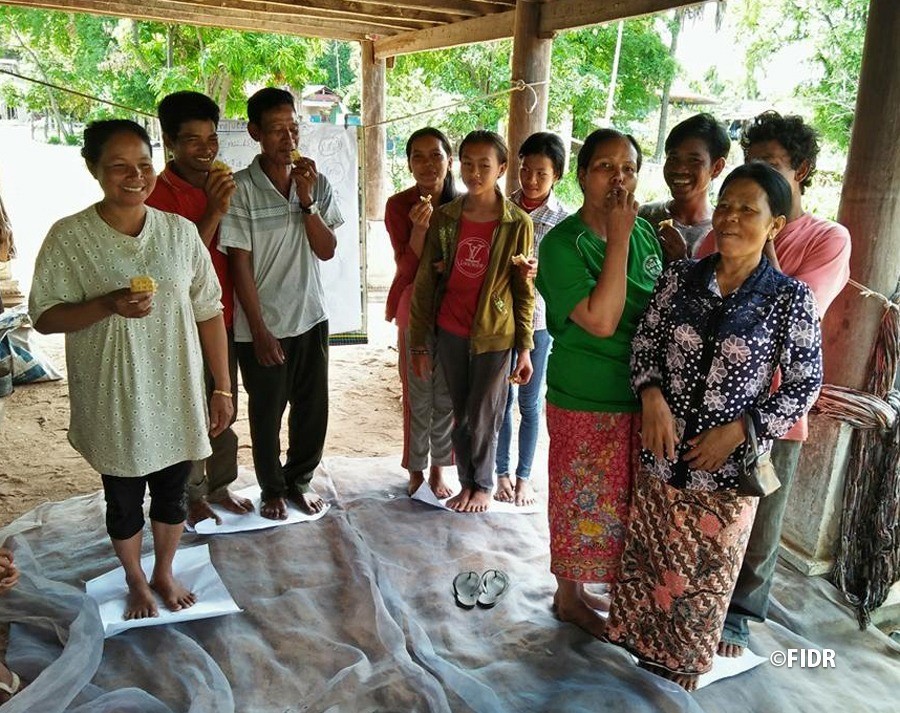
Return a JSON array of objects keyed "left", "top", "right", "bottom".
[
  {"left": 812, "top": 278, "right": 900, "bottom": 628},
  {"left": 364, "top": 79, "right": 549, "bottom": 130},
  {"left": 0, "top": 68, "right": 155, "bottom": 118}
]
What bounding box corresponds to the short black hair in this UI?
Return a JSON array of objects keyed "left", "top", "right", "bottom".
[
  {"left": 247, "top": 88, "right": 295, "bottom": 126},
  {"left": 665, "top": 112, "right": 730, "bottom": 162},
  {"left": 577, "top": 128, "right": 642, "bottom": 175},
  {"left": 81, "top": 119, "right": 152, "bottom": 165},
  {"left": 741, "top": 111, "right": 819, "bottom": 193},
  {"left": 157, "top": 91, "right": 220, "bottom": 138},
  {"left": 518, "top": 131, "right": 566, "bottom": 178},
  {"left": 459, "top": 129, "right": 508, "bottom": 165},
  {"left": 405, "top": 127, "right": 458, "bottom": 205},
  {"left": 719, "top": 161, "right": 792, "bottom": 219}
]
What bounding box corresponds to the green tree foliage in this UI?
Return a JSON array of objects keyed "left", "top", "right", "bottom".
[
  {"left": 550, "top": 20, "right": 675, "bottom": 140},
  {"left": 0, "top": 6, "right": 328, "bottom": 132},
  {"left": 738, "top": 0, "right": 868, "bottom": 150}
]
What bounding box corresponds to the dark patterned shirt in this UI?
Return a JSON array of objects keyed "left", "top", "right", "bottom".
[{"left": 631, "top": 255, "right": 823, "bottom": 491}]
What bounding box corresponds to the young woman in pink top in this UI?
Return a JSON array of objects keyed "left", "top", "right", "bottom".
[{"left": 385, "top": 128, "right": 459, "bottom": 498}]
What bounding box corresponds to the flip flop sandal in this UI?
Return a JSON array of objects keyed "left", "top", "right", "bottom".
[
  {"left": 477, "top": 569, "right": 510, "bottom": 609},
  {"left": 0, "top": 670, "right": 22, "bottom": 700},
  {"left": 453, "top": 571, "right": 482, "bottom": 609}
]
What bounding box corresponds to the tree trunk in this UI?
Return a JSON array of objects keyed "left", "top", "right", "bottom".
[{"left": 654, "top": 10, "right": 684, "bottom": 162}]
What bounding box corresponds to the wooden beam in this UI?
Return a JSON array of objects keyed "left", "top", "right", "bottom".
[
  {"left": 374, "top": 0, "right": 703, "bottom": 58},
  {"left": 178, "top": 0, "right": 435, "bottom": 32},
  {"left": 374, "top": 9, "right": 515, "bottom": 60},
  {"left": 0, "top": 0, "right": 370, "bottom": 40},
  {"left": 180, "top": 0, "right": 462, "bottom": 28},
  {"left": 540, "top": 0, "right": 705, "bottom": 36},
  {"left": 361, "top": 39, "right": 388, "bottom": 221},
  {"left": 0, "top": 0, "right": 413, "bottom": 37},
  {"left": 506, "top": 0, "right": 550, "bottom": 193},
  {"left": 354, "top": 0, "right": 514, "bottom": 18}
]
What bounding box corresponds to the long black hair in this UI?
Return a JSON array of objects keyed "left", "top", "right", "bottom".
[
  {"left": 405, "top": 127, "right": 458, "bottom": 205},
  {"left": 719, "top": 162, "right": 792, "bottom": 220}
]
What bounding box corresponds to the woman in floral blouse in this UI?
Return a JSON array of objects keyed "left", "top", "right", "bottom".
[{"left": 605, "top": 162, "right": 822, "bottom": 690}]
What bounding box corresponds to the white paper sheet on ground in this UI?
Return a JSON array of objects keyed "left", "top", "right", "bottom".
[
  {"left": 410, "top": 482, "right": 542, "bottom": 514},
  {"left": 187, "top": 484, "right": 331, "bottom": 535},
  {"left": 626, "top": 649, "right": 767, "bottom": 690},
  {"left": 696, "top": 650, "right": 767, "bottom": 689},
  {"left": 85, "top": 544, "right": 241, "bottom": 638}
]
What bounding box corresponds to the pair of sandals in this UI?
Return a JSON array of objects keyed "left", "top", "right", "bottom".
[{"left": 453, "top": 569, "right": 510, "bottom": 609}]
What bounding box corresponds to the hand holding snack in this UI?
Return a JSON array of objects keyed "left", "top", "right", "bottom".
[
  {"left": 511, "top": 253, "right": 538, "bottom": 280},
  {"left": 290, "top": 149, "right": 317, "bottom": 205},
  {"left": 409, "top": 194, "right": 433, "bottom": 229},
  {"left": 105, "top": 284, "right": 153, "bottom": 319},
  {"left": 205, "top": 164, "right": 236, "bottom": 213},
  {"left": 657, "top": 219, "right": 688, "bottom": 262}
]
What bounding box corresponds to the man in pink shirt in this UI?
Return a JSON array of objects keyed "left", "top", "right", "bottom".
[{"left": 696, "top": 111, "right": 851, "bottom": 656}]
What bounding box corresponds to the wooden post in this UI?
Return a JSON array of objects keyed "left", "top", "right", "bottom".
[
  {"left": 780, "top": 0, "right": 900, "bottom": 574},
  {"left": 361, "top": 39, "right": 388, "bottom": 221},
  {"left": 506, "top": 0, "right": 552, "bottom": 194},
  {"left": 824, "top": 0, "right": 900, "bottom": 390}
]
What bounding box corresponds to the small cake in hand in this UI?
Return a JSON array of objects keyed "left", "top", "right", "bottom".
[
  {"left": 290, "top": 148, "right": 302, "bottom": 164},
  {"left": 210, "top": 159, "right": 231, "bottom": 173},
  {"left": 510, "top": 253, "right": 529, "bottom": 267},
  {"left": 658, "top": 218, "right": 674, "bottom": 230},
  {"left": 420, "top": 194, "right": 432, "bottom": 204},
  {"left": 130, "top": 276, "right": 157, "bottom": 294}
]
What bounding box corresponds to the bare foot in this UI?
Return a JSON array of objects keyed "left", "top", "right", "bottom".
[
  {"left": 260, "top": 497, "right": 288, "bottom": 520},
  {"left": 211, "top": 489, "right": 254, "bottom": 515},
  {"left": 556, "top": 594, "right": 607, "bottom": 639},
  {"left": 514, "top": 478, "right": 536, "bottom": 507},
  {"left": 187, "top": 499, "right": 220, "bottom": 527},
  {"left": 494, "top": 475, "right": 515, "bottom": 503},
  {"left": 579, "top": 584, "right": 610, "bottom": 613},
  {"left": 717, "top": 641, "right": 745, "bottom": 658},
  {"left": 446, "top": 487, "right": 472, "bottom": 512},
  {"left": 123, "top": 575, "right": 159, "bottom": 620},
  {"left": 428, "top": 466, "right": 453, "bottom": 498},
  {"left": 407, "top": 470, "right": 425, "bottom": 496},
  {"left": 150, "top": 574, "right": 197, "bottom": 612},
  {"left": 640, "top": 662, "right": 699, "bottom": 692},
  {"left": 290, "top": 490, "right": 326, "bottom": 515},
  {"left": 463, "top": 488, "right": 492, "bottom": 513}
]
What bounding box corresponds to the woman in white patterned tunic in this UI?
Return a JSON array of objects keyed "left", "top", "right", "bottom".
[
  {"left": 604, "top": 162, "right": 823, "bottom": 689},
  {"left": 29, "top": 120, "right": 232, "bottom": 621}
]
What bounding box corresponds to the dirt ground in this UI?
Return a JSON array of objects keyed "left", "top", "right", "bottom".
[{"left": 0, "top": 297, "right": 405, "bottom": 528}]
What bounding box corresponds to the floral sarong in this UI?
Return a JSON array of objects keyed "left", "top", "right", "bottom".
[
  {"left": 605, "top": 468, "right": 758, "bottom": 674},
  {"left": 547, "top": 403, "right": 640, "bottom": 583}
]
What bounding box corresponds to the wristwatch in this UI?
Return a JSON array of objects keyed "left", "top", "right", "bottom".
[{"left": 300, "top": 201, "right": 319, "bottom": 215}]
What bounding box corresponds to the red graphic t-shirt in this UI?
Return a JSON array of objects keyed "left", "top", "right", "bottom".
[{"left": 437, "top": 217, "right": 499, "bottom": 338}]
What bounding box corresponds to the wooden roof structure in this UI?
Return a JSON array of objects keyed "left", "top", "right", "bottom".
[{"left": 0, "top": 1, "right": 701, "bottom": 57}]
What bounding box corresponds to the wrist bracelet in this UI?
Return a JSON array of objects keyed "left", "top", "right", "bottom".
[
  {"left": 213, "top": 389, "right": 233, "bottom": 398},
  {"left": 409, "top": 348, "right": 430, "bottom": 356}
]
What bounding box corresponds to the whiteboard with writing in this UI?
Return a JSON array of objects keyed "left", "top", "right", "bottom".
[{"left": 216, "top": 120, "right": 363, "bottom": 335}]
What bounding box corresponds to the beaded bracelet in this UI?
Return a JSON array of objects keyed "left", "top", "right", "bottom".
[{"left": 409, "top": 348, "right": 431, "bottom": 356}]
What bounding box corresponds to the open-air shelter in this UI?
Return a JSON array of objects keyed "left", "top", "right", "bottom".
[{"left": 0, "top": 0, "right": 897, "bottom": 710}]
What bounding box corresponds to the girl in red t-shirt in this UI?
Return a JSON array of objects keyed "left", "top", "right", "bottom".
[{"left": 410, "top": 131, "right": 535, "bottom": 513}]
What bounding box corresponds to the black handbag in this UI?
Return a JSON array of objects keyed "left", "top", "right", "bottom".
[{"left": 736, "top": 412, "right": 781, "bottom": 497}]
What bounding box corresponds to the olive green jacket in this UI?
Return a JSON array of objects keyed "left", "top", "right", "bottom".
[{"left": 409, "top": 194, "right": 535, "bottom": 354}]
